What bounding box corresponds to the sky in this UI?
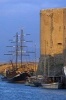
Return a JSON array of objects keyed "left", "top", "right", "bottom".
[{"left": 0, "top": 0, "right": 66, "bottom": 63}]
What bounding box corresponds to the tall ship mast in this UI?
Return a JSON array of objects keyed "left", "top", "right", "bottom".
[{"left": 3, "top": 29, "right": 32, "bottom": 83}]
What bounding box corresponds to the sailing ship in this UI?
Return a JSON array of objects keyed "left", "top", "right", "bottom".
[{"left": 3, "top": 30, "right": 31, "bottom": 83}]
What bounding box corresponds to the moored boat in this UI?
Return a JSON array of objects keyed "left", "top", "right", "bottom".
[
  {"left": 33, "top": 75, "right": 43, "bottom": 87},
  {"left": 25, "top": 75, "right": 43, "bottom": 87},
  {"left": 3, "top": 30, "right": 32, "bottom": 83},
  {"left": 42, "top": 82, "right": 62, "bottom": 89}
]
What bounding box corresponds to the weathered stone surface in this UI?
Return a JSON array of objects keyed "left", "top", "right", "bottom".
[{"left": 38, "top": 8, "right": 66, "bottom": 77}]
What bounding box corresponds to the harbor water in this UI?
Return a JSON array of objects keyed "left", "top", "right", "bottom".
[{"left": 0, "top": 78, "right": 66, "bottom": 100}]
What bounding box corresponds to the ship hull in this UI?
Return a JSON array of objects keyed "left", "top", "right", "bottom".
[{"left": 7, "top": 72, "right": 30, "bottom": 83}]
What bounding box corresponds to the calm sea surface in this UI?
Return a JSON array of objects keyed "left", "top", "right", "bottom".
[{"left": 0, "top": 76, "right": 66, "bottom": 100}]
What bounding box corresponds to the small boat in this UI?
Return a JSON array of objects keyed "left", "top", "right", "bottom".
[
  {"left": 25, "top": 76, "right": 36, "bottom": 86},
  {"left": 42, "top": 82, "right": 62, "bottom": 89},
  {"left": 33, "top": 75, "right": 43, "bottom": 87},
  {"left": 25, "top": 75, "right": 43, "bottom": 87}
]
